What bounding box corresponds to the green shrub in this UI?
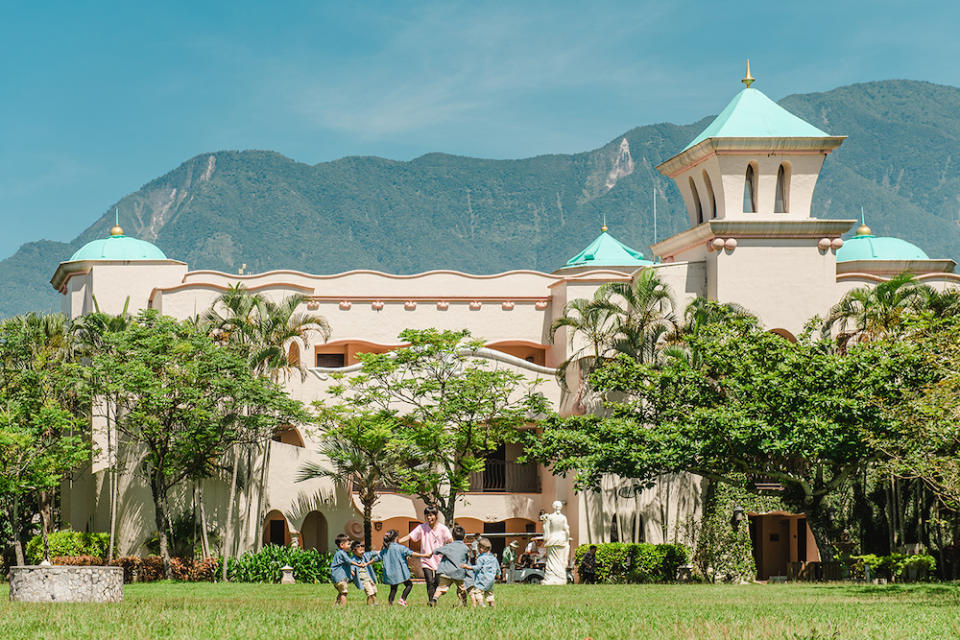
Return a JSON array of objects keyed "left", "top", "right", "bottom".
[
  {"left": 848, "top": 553, "right": 936, "bottom": 582},
  {"left": 573, "top": 543, "right": 689, "bottom": 583},
  {"left": 25, "top": 530, "right": 113, "bottom": 564},
  {"left": 220, "top": 545, "right": 335, "bottom": 583}
]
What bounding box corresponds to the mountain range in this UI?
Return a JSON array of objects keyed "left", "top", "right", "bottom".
[{"left": 3, "top": 79, "right": 959, "bottom": 318}]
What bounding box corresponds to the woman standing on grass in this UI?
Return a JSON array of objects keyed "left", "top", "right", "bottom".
[
  {"left": 380, "top": 529, "right": 432, "bottom": 606},
  {"left": 399, "top": 505, "right": 452, "bottom": 603}
]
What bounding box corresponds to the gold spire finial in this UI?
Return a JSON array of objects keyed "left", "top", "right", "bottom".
[
  {"left": 742, "top": 59, "right": 755, "bottom": 88},
  {"left": 110, "top": 208, "right": 124, "bottom": 236},
  {"left": 601, "top": 213, "right": 608, "bottom": 233},
  {"left": 856, "top": 205, "right": 871, "bottom": 236}
]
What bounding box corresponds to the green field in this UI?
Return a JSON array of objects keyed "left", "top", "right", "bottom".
[{"left": 2, "top": 582, "right": 959, "bottom": 639}]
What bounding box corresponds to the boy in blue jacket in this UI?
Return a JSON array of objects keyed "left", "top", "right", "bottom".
[
  {"left": 461, "top": 537, "right": 501, "bottom": 608},
  {"left": 350, "top": 540, "right": 381, "bottom": 605},
  {"left": 330, "top": 533, "right": 360, "bottom": 605},
  {"left": 429, "top": 524, "right": 470, "bottom": 607}
]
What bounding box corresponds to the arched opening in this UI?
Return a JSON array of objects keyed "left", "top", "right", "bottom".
[
  {"left": 689, "top": 177, "right": 703, "bottom": 224},
  {"left": 743, "top": 164, "right": 757, "bottom": 213},
  {"left": 262, "top": 510, "right": 291, "bottom": 547},
  {"left": 702, "top": 171, "right": 717, "bottom": 219},
  {"left": 769, "top": 328, "right": 797, "bottom": 343},
  {"left": 272, "top": 424, "right": 305, "bottom": 448},
  {"left": 774, "top": 164, "right": 789, "bottom": 213},
  {"left": 301, "top": 511, "right": 328, "bottom": 552},
  {"left": 287, "top": 342, "right": 301, "bottom": 366}
]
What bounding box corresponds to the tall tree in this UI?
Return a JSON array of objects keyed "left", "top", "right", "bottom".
[
  {"left": 822, "top": 273, "right": 923, "bottom": 348},
  {"left": 96, "top": 310, "right": 301, "bottom": 577},
  {"left": 596, "top": 268, "right": 677, "bottom": 365},
  {"left": 331, "top": 328, "right": 549, "bottom": 523},
  {"left": 203, "top": 285, "right": 329, "bottom": 561},
  {"left": 529, "top": 321, "right": 934, "bottom": 561},
  {"left": 0, "top": 313, "right": 90, "bottom": 564},
  {"left": 297, "top": 406, "right": 400, "bottom": 548},
  {"left": 70, "top": 300, "right": 132, "bottom": 563}
]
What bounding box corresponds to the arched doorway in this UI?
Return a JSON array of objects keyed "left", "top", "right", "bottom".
[
  {"left": 262, "top": 510, "right": 291, "bottom": 547},
  {"left": 272, "top": 424, "right": 305, "bottom": 447},
  {"left": 301, "top": 511, "right": 328, "bottom": 552}
]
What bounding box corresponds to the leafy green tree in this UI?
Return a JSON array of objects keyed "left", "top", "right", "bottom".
[
  {"left": 549, "top": 296, "right": 618, "bottom": 384},
  {"left": 0, "top": 313, "right": 90, "bottom": 564},
  {"left": 331, "top": 328, "right": 549, "bottom": 523},
  {"left": 297, "top": 406, "right": 400, "bottom": 548},
  {"left": 874, "top": 314, "right": 960, "bottom": 509},
  {"left": 96, "top": 310, "right": 302, "bottom": 577},
  {"left": 530, "top": 322, "right": 933, "bottom": 561}
]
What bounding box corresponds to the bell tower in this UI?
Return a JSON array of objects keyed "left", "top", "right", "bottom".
[{"left": 650, "top": 63, "right": 856, "bottom": 334}]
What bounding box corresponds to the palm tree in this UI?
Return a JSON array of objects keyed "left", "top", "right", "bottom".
[
  {"left": 297, "top": 410, "right": 398, "bottom": 549},
  {"left": 823, "top": 273, "right": 924, "bottom": 349},
  {"left": 203, "top": 285, "right": 330, "bottom": 567},
  {"left": 597, "top": 268, "right": 678, "bottom": 365},
  {"left": 549, "top": 296, "right": 618, "bottom": 385}
]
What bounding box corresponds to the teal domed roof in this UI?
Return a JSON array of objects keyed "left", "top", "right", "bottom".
[
  {"left": 559, "top": 227, "right": 653, "bottom": 270},
  {"left": 69, "top": 225, "right": 167, "bottom": 262},
  {"left": 836, "top": 224, "right": 929, "bottom": 262}
]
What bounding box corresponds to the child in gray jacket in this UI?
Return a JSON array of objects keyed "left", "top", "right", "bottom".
[{"left": 429, "top": 524, "right": 469, "bottom": 607}]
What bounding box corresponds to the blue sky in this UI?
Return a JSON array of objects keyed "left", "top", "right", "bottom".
[{"left": 2, "top": 0, "right": 958, "bottom": 259}]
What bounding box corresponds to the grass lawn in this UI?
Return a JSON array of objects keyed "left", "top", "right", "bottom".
[{"left": 2, "top": 581, "right": 959, "bottom": 639}]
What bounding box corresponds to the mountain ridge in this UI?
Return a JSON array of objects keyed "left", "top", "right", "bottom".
[{"left": 4, "top": 79, "right": 959, "bottom": 318}]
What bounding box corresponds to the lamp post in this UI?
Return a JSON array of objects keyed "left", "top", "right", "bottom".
[{"left": 731, "top": 505, "right": 746, "bottom": 531}]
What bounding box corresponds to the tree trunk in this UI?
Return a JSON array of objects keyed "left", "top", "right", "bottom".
[
  {"left": 150, "top": 473, "right": 172, "bottom": 579},
  {"left": 222, "top": 447, "right": 241, "bottom": 582},
  {"left": 106, "top": 398, "right": 117, "bottom": 564},
  {"left": 803, "top": 496, "right": 843, "bottom": 565},
  {"left": 442, "top": 484, "right": 458, "bottom": 524},
  {"left": 198, "top": 481, "right": 211, "bottom": 559},
  {"left": 254, "top": 437, "right": 272, "bottom": 551},
  {"left": 39, "top": 490, "right": 52, "bottom": 563},
  {"left": 10, "top": 497, "right": 24, "bottom": 566},
  {"left": 363, "top": 497, "right": 373, "bottom": 550}
]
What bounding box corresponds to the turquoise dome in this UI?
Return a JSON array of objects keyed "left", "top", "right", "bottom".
[
  {"left": 558, "top": 227, "right": 653, "bottom": 270},
  {"left": 69, "top": 232, "right": 167, "bottom": 262},
  {"left": 836, "top": 232, "right": 929, "bottom": 262}
]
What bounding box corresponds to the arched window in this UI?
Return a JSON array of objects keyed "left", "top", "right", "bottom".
[
  {"left": 702, "top": 171, "right": 717, "bottom": 219},
  {"left": 743, "top": 164, "right": 757, "bottom": 213},
  {"left": 774, "top": 164, "right": 789, "bottom": 213},
  {"left": 689, "top": 177, "right": 703, "bottom": 224},
  {"left": 287, "top": 342, "right": 300, "bottom": 366}
]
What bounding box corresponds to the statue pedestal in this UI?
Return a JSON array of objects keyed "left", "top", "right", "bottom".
[{"left": 9, "top": 565, "right": 123, "bottom": 602}]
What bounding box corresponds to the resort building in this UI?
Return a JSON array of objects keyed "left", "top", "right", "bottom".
[{"left": 52, "top": 70, "right": 958, "bottom": 579}]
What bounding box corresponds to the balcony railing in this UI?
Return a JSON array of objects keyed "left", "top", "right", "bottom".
[{"left": 468, "top": 460, "right": 540, "bottom": 493}]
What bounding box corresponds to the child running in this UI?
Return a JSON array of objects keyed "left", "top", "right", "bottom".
[
  {"left": 350, "top": 540, "right": 380, "bottom": 605},
  {"left": 379, "top": 528, "right": 432, "bottom": 606},
  {"left": 429, "top": 524, "right": 470, "bottom": 607},
  {"left": 330, "top": 533, "right": 359, "bottom": 605},
  {"left": 461, "top": 536, "right": 501, "bottom": 608}
]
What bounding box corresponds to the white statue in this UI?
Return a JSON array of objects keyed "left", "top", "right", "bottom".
[{"left": 540, "top": 500, "right": 570, "bottom": 585}]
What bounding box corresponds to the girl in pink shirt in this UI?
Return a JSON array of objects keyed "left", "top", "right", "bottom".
[{"left": 399, "top": 505, "right": 452, "bottom": 602}]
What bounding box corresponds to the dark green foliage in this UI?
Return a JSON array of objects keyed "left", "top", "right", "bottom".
[
  {"left": 219, "top": 545, "right": 337, "bottom": 583},
  {"left": 3, "top": 81, "right": 960, "bottom": 319},
  {"left": 847, "top": 553, "right": 937, "bottom": 582},
  {"left": 573, "top": 543, "right": 688, "bottom": 583},
  {"left": 25, "top": 530, "right": 112, "bottom": 564}
]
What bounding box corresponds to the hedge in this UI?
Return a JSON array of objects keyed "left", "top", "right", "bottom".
[
  {"left": 220, "top": 545, "right": 335, "bottom": 583},
  {"left": 573, "top": 543, "right": 689, "bottom": 583},
  {"left": 847, "top": 553, "right": 936, "bottom": 582},
  {"left": 25, "top": 531, "right": 113, "bottom": 564}
]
